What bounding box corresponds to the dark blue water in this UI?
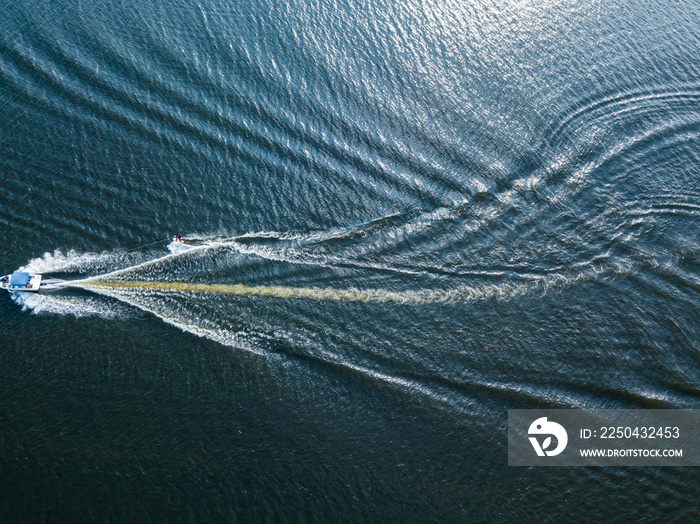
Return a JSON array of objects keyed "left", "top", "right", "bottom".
[{"left": 1, "top": 0, "right": 699, "bottom": 521}]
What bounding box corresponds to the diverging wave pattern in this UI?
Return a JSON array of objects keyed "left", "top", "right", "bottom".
[
  {"left": 7, "top": 206, "right": 650, "bottom": 407},
  {"left": 15, "top": 203, "right": 632, "bottom": 320}
]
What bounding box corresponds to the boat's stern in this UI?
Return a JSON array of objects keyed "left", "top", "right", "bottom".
[{"left": 27, "top": 274, "right": 42, "bottom": 291}]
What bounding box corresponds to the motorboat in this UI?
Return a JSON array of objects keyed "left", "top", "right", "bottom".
[{"left": 0, "top": 272, "right": 42, "bottom": 292}]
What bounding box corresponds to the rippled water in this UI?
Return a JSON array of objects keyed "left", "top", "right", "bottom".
[{"left": 1, "top": 0, "right": 699, "bottom": 520}]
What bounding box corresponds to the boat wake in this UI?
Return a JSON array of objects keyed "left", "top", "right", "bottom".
[{"left": 7, "top": 211, "right": 630, "bottom": 321}]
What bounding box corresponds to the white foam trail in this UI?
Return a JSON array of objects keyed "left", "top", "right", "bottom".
[
  {"left": 19, "top": 249, "right": 124, "bottom": 274},
  {"left": 168, "top": 240, "right": 198, "bottom": 255},
  {"left": 11, "top": 289, "right": 128, "bottom": 318},
  {"left": 80, "top": 240, "right": 214, "bottom": 282}
]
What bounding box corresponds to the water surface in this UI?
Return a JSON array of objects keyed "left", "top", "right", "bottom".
[{"left": 1, "top": 0, "right": 699, "bottom": 520}]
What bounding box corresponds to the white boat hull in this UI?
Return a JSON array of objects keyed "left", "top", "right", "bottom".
[{"left": 1, "top": 273, "right": 43, "bottom": 292}]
